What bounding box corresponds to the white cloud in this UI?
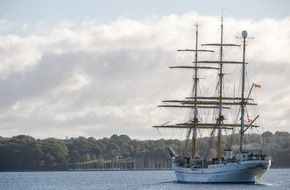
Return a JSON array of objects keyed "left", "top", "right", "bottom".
[{"left": 0, "top": 13, "right": 289, "bottom": 139}]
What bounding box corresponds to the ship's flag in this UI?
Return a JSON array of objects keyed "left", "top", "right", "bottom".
[{"left": 253, "top": 83, "right": 261, "bottom": 89}]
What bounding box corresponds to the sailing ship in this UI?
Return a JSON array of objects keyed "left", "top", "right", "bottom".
[{"left": 153, "top": 17, "right": 271, "bottom": 183}]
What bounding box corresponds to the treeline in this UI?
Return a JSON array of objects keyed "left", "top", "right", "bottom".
[
  {"left": 0, "top": 134, "right": 178, "bottom": 171},
  {"left": 0, "top": 131, "right": 289, "bottom": 171}
]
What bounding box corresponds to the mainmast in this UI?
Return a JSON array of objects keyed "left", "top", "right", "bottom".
[
  {"left": 192, "top": 24, "right": 199, "bottom": 158},
  {"left": 201, "top": 17, "right": 241, "bottom": 161},
  {"left": 217, "top": 17, "right": 224, "bottom": 161}
]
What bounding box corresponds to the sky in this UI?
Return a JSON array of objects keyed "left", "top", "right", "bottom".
[{"left": 0, "top": 0, "right": 289, "bottom": 140}]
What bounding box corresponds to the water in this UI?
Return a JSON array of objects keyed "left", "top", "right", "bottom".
[{"left": 0, "top": 169, "right": 289, "bottom": 190}]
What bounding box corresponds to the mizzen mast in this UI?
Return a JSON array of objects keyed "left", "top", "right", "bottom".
[{"left": 240, "top": 30, "right": 248, "bottom": 153}]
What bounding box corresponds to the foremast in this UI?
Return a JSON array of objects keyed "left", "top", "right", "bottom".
[
  {"left": 175, "top": 24, "right": 215, "bottom": 159},
  {"left": 153, "top": 24, "right": 214, "bottom": 159},
  {"left": 191, "top": 24, "right": 215, "bottom": 158}
]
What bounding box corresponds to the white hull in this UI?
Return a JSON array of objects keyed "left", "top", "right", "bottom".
[{"left": 172, "top": 159, "right": 271, "bottom": 183}]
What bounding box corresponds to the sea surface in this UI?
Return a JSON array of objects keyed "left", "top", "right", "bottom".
[{"left": 0, "top": 169, "right": 289, "bottom": 190}]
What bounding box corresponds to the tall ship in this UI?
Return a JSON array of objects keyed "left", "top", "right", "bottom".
[{"left": 153, "top": 17, "right": 271, "bottom": 183}]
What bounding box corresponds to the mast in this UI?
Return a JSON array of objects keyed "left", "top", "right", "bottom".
[
  {"left": 153, "top": 19, "right": 259, "bottom": 163},
  {"left": 192, "top": 24, "right": 199, "bottom": 159},
  {"left": 154, "top": 24, "right": 214, "bottom": 159},
  {"left": 217, "top": 17, "right": 224, "bottom": 161},
  {"left": 201, "top": 17, "right": 241, "bottom": 161},
  {"left": 240, "top": 30, "right": 248, "bottom": 152}
]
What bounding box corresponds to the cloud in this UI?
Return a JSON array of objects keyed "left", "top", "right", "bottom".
[{"left": 0, "top": 13, "right": 289, "bottom": 139}]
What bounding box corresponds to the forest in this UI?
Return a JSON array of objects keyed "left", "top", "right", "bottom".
[{"left": 0, "top": 131, "right": 289, "bottom": 171}]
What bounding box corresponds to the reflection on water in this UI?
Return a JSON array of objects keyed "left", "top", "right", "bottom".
[{"left": 0, "top": 169, "right": 289, "bottom": 190}]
